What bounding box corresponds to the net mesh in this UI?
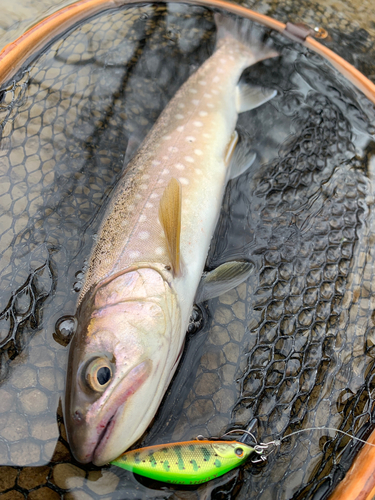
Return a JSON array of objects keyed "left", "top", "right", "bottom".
[{"left": 0, "top": 2, "right": 374, "bottom": 500}]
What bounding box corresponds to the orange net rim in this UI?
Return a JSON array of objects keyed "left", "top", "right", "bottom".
[{"left": 0, "top": 0, "right": 374, "bottom": 105}]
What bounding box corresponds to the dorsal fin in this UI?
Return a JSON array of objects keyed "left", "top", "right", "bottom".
[{"left": 159, "top": 178, "right": 182, "bottom": 276}]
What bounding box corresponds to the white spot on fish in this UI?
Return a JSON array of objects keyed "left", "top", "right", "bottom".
[
  {"left": 139, "top": 214, "right": 147, "bottom": 222},
  {"left": 199, "top": 111, "right": 208, "bottom": 117},
  {"left": 139, "top": 231, "right": 149, "bottom": 240},
  {"left": 129, "top": 251, "right": 141, "bottom": 259},
  {"left": 177, "top": 126, "right": 184, "bottom": 132},
  {"left": 135, "top": 194, "right": 142, "bottom": 199},
  {"left": 158, "top": 179, "right": 165, "bottom": 184},
  {"left": 185, "top": 156, "right": 195, "bottom": 163},
  {"left": 199, "top": 80, "right": 207, "bottom": 86},
  {"left": 195, "top": 168, "right": 203, "bottom": 175},
  {"left": 192, "top": 99, "right": 199, "bottom": 105},
  {"left": 152, "top": 160, "right": 161, "bottom": 166},
  {"left": 175, "top": 163, "right": 185, "bottom": 170},
  {"left": 203, "top": 133, "right": 211, "bottom": 138},
  {"left": 220, "top": 58, "right": 226, "bottom": 63},
  {"left": 150, "top": 193, "right": 159, "bottom": 199},
  {"left": 163, "top": 135, "right": 171, "bottom": 140},
  {"left": 168, "top": 146, "right": 178, "bottom": 152},
  {"left": 179, "top": 177, "right": 189, "bottom": 185},
  {"left": 212, "top": 90, "right": 219, "bottom": 95},
  {"left": 155, "top": 247, "right": 165, "bottom": 255},
  {"left": 204, "top": 93, "right": 212, "bottom": 99},
  {"left": 146, "top": 202, "right": 154, "bottom": 208},
  {"left": 229, "top": 55, "right": 235, "bottom": 61},
  {"left": 163, "top": 155, "right": 169, "bottom": 160},
  {"left": 186, "top": 136, "right": 196, "bottom": 143},
  {"left": 193, "top": 121, "right": 203, "bottom": 127},
  {"left": 162, "top": 169, "right": 169, "bottom": 175},
  {"left": 175, "top": 114, "right": 184, "bottom": 119},
  {"left": 213, "top": 76, "right": 220, "bottom": 83},
  {"left": 207, "top": 103, "right": 214, "bottom": 108},
  {"left": 178, "top": 102, "right": 185, "bottom": 108},
  {"left": 217, "top": 68, "right": 224, "bottom": 74},
  {"left": 189, "top": 88, "right": 198, "bottom": 93},
  {"left": 142, "top": 174, "right": 150, "bottom": 180},
  {"left": 194, "top": 149, "right": 203, "bottom": 156}
]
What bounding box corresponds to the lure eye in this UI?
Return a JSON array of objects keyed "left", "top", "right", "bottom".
[
  {"left": 235, "top": 447, "right": 244, "bottom": 457},
  {"left": 84, "top": 357, "right": 113, "bottom": 392}
]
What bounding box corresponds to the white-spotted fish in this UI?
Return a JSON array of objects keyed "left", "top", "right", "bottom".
[{"left": 64, "top": 13, "right": 278, "bottom": 466}]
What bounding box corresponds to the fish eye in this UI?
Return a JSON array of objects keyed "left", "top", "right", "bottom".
[
  {"left": 84, "top": 357, "right": 113, "bottom": 392},
  {"left": 235, "top": 447, "right": 244, "bottom": 457}
]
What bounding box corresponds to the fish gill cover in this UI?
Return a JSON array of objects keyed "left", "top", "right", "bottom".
[{"left": 0, "top": 2, "right": 374, "bottom": 499}]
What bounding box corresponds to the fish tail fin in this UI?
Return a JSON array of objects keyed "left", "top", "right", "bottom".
[{"left": 214, "top": 13, "right": 279, "bottom": 64}]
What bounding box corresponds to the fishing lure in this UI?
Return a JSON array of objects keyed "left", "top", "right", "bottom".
[
  {"left": 111, "top": 423, "right": 375, "bottom": 485},
  {"left": 111, "top": 439, "right": 258, "bottom": 484}
]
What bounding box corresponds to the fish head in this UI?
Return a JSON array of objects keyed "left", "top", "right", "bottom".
[{"left": 64, "top": 267, "right": 181, "bottom": 466}]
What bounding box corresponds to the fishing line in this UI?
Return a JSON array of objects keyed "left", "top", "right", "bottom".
[
  {"left": 256, "top": 426, "right": 375, "bottom": 462},
  {"left": 278, "top": 426, "right": 375, "bottom": 446},
  {"left": 218, "top": 425, "right": 375, "bottom": 464}
]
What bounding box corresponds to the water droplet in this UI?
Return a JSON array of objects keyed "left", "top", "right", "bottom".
[
  {"left": 75, "top": 270, "right": 84, "bottom": 280},
  {"left": 53, "top": 316, "right": 76, "bottom": 347}
]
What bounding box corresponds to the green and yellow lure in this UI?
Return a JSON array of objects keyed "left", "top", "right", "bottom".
[{"left": 111, "top": 440, "right": 255, "bottom": 484}]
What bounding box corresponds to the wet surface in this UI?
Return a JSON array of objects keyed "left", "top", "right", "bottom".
[{"left": 0, "top": 1, "right": 375, "bottom": 499}]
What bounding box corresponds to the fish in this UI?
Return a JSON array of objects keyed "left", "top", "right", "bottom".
[
  {"left": 64, "top": 13, "right": 278, "bottom": 466},
  {"left": 111, "top": 440, "right": 256, "bottom": 484}
]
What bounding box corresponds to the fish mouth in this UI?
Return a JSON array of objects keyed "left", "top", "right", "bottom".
[
  {"left": 72, "top": 359, "right": 151, "bottom": 465},
  {"left": 92, "top": 411, "right": 117, "bottom": 463}
]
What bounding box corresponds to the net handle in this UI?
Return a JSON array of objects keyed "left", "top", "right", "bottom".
[{"left": 0, "top": 0, "right": 374, "bottom": 105}]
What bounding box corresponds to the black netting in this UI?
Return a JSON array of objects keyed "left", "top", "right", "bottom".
[{"left": 0, "top": 2, "right": 375, "bottom": 500}]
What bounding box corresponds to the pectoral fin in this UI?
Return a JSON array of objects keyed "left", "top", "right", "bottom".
[
  {"left": 226, "top": 130, "right": 257, "bottom": 180},
  {"left": 236, "top": 84, "right": 277, "bottom": 114},
  {"left": 159, "top": 178, "right": 182, "bottom": 276},
  {"left": 195, "top": 261, "right": 254, "bottom": 303}
]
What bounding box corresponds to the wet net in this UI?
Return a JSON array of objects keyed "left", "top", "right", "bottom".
[{"left": 0, "top": 2, "right": 375, "bottom": 500}]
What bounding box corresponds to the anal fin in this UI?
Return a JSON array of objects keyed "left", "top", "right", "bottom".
[
  {"left": 195, "top": 261, "right": 254, "bottom": 303},
  {"left": 227, "top": 130, "right": 256, "bottom": 181},
  {"left": 236, "top": 84, "right": 277, "bottom": 114},
  {"left": 159, "top": 178, "right": 182, "bottom": 276}
]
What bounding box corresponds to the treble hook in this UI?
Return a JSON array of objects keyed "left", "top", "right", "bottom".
[{"left": 196, "top": 420, "right": 284, "bottom": 465}]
